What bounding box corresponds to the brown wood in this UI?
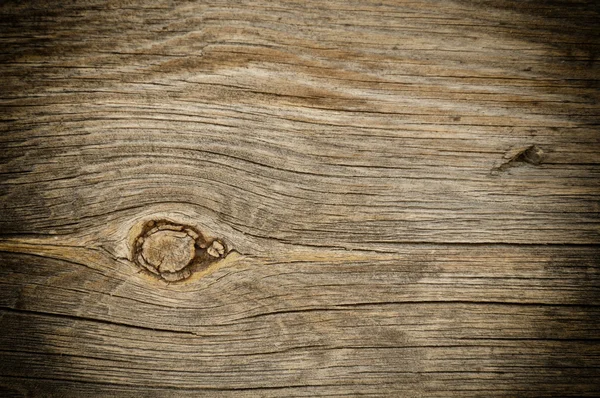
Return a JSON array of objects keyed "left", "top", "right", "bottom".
[{"left": 1, "top": 0, "right": 599, "bottom": 396}]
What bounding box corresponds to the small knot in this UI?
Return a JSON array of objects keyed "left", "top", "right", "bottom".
[
  {"left": 492, "top": 144, "right": 546, "bottom": 174},
  {"left": 133, "top": 220, "right": 227, "bottom": 282},
  {"left": 518, "top": 145, "right": 544, "bottom": 165}
]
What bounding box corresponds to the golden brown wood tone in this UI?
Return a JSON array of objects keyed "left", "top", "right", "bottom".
[{"left": 1, "top": 0, "right": 599, "bottom": 396}]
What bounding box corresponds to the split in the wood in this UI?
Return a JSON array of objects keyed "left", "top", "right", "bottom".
[
  {"left": 133, "top": 220, "right": 227, "bottom": 282},
  {"left": 492, "top": 144, "right": 545, "bottom": 174}
]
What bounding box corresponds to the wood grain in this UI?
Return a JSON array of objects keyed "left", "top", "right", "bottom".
[{"left": 1, "top": 0, "right": 599, "bottom": 396}]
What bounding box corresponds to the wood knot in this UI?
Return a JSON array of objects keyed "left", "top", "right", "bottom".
[
  {"left": 517, "top": 145, "right": 544, "bottom": 165},
  {"left": 133, "top": 220, "right": 227, "bottom": 282},
  {"left": 492, "top": 144, "right": 546, "bottom": 174}
]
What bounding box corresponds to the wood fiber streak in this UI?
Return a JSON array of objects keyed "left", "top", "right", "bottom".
[{"left": 0, "top": 0, "right": 599, "bottom": 396}]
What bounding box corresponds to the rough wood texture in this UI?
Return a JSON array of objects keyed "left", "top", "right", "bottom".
[{"left": 1, "top": 0, "right": 599, "bottom": 396}]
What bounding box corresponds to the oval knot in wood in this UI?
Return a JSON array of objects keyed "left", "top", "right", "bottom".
[{"left": 134, "top": 220, "right": 226, "bottom": 282}]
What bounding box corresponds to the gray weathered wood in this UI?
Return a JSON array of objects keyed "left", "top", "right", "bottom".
[{"left": 1, "top": 0, "right": 599, "bottom": 396}]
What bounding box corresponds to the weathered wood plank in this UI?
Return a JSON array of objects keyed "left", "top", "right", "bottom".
[
  {"left": 1, "top": 0, "right": 599, "bottom": 245},
  {"left": 0, "top": 245, "right": 598, "bottom": 395},
  {"left": 1, "top": 0, "right": 599, "bottom": 396}
]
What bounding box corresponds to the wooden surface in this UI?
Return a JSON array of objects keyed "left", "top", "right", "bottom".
[{"left": 1, "top": 0, "right": 599, "bottom": 396}]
